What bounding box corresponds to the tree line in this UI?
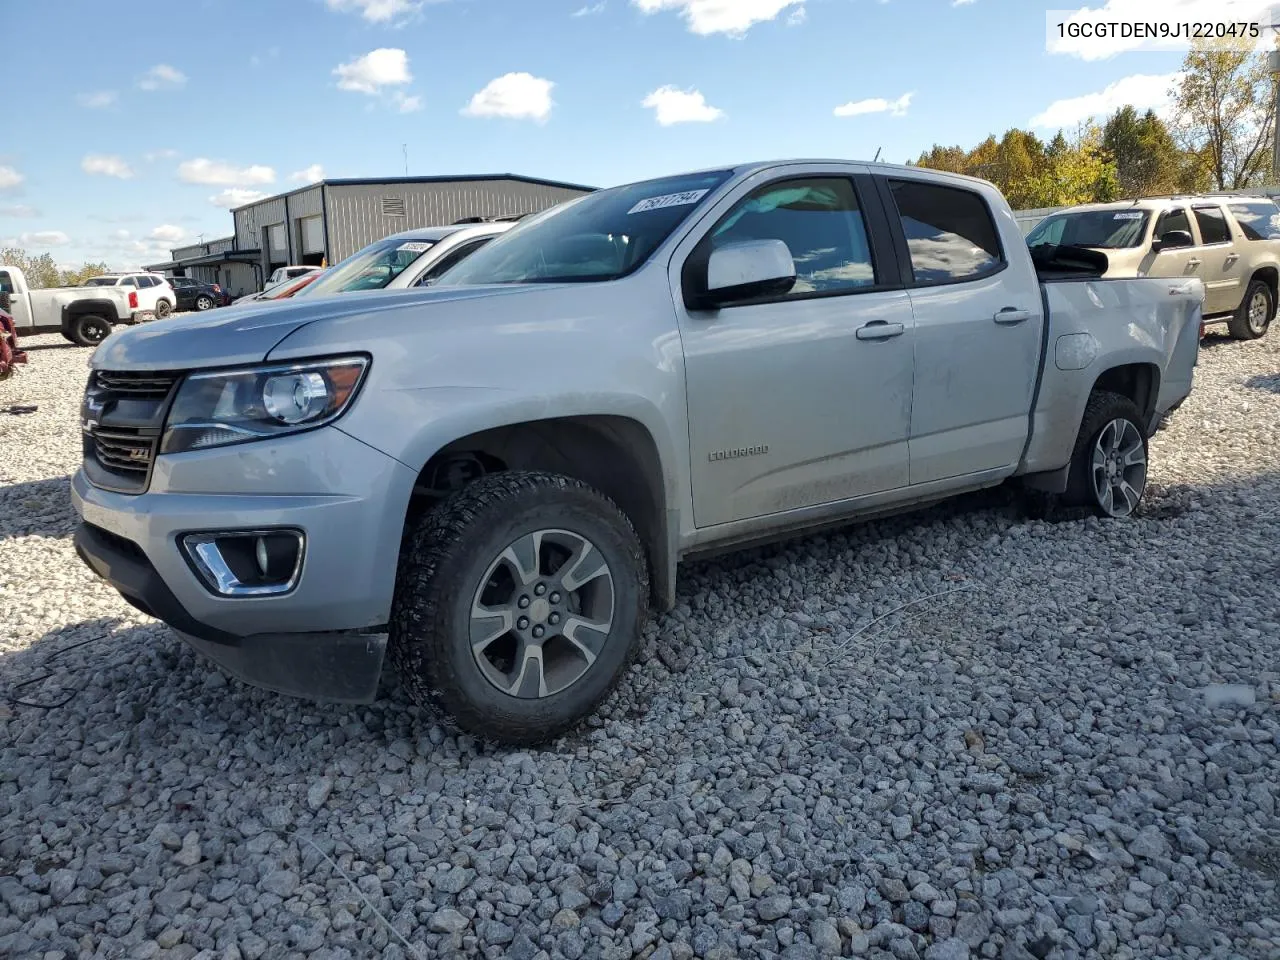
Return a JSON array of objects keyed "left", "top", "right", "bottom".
[
  {"left": 915, "top": 41, "right": 1276, "bottom": 209},
  {"left": 1, "top": 248, "right": 110, "bottom": 289}
]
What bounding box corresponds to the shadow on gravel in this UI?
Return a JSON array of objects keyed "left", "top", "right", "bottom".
[
  {"left": 1244, "top": 372, "right": 1280, "bottom": 394},
  {"left": 19, "top": 341, "right": 82, "bottom": 352},
  {"left": 0, "top": 474, "right": 75, "bottom": 540}
]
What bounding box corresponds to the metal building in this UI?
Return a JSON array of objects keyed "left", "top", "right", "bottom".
[
  {"left": 148, "top": 173, "right": 595, "bottom": 294},
  {"left": 236, "top": 174, "right": 594, "bottom": 280}
]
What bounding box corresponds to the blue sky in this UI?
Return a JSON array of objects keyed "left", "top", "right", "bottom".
[{"left": 0, "top": 0, "right": 1263, "bottom": 269}]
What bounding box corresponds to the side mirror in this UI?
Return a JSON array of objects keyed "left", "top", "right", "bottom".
[
  {"left": 690, "top": 239, "right": 796, "bottom": 309},
  {"left": 1153, "top": 230, "right": 1193, "bottom": 252}
]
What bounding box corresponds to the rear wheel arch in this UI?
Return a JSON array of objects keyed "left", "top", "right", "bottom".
[
  {"left": 1090, "top": 363, "right": 1160, "bottom": 425},
  {"left": 405, "top": 415, "right": 675, "bottom": 611}
]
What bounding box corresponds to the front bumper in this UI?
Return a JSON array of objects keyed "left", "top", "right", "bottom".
[{"left": 70, "top": 426, "right": 418, "bottom": 703}]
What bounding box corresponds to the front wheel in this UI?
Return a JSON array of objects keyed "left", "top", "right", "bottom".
[
  {"left": 391, "top": 471, "right": 648, "bottom": 745},
  {"left": 195, "top": 295, "right": 214, "bottom": 311},
  {"left": 1227, "top": 279, "right": 1274, "bottom": 340},
  {"left": 69, "top": 314, "right": 112, "bottom": 347},
  {"left": 1064, "top": 391, "right": 1149, "bottom": 518}
]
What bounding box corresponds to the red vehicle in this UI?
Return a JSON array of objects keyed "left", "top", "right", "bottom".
[{"left": 0, "top": 292, "right": 29, "bottom": 380}]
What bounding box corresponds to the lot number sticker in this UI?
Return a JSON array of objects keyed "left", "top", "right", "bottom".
[
  {"left": 628, "top": 189, "right": 710, "bottom": 215},
  {"left": 398, "top": 242, "right": 432, "bottom": 253},
  {"left": 1113, "top": 212, "right": 1143, "bottom": 220}
]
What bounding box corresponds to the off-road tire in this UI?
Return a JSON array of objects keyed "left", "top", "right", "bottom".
[
  {"left": 69, "top": 314, "right": 112, "bottom": 347},
  {"left": 1063, "top": 390, "right": 1149, "bottom": 518},
  {"left": 154, "top": 299, "right": 173, "bottom": 319},
  {"left": 391, "top": 471, "right": 649, "bottom": 745},
  {"left": 1227, "top": 279, "right": 1274, "bottom": 340}
]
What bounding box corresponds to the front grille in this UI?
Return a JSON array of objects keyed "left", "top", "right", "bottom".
[
  {"left": 82, "top": 369, "right": 181, "bottom": 494},
  {"left": 94, "top": 370, "right": 178, "bottom": 398}
]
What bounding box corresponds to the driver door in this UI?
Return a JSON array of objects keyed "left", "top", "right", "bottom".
[
  {"left": 671, "top": 167, "right": 916, "bottom": 529},
  {"left": 1145, "top": 207, "right": 1203, "bottom": 280}
]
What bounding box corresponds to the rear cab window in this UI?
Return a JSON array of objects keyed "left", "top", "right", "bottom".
[
  {"left": 1227, "top": 201, "right": 1280, "bottom": 241},
  {"left": 887, "top": 179, "right": 1004, "bottom": 284},
  {"left": 1192, "top": 206, "right": 1231, "bottom": 245}
]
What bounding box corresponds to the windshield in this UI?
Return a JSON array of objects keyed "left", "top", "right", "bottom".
[
  {"left": 1026, "top": 210, "right": 1150, "bottom": 249},
  {"left": 83, "top": 277, "right": 117, "bottom": 286},
  {"left": 441, "top": 170, "right": 735, "bottom": 285},
  {"left": 301, "top": 238, "right": 435, "bottom": 297}
]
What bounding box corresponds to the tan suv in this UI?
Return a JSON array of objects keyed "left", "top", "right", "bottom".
[{"left": 1026, "top": 195, "right": 1280, "bottom": 340}]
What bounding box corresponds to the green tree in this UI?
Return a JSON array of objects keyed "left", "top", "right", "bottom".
[
  {"left": 1023, "top": 125, "right": 1120, "bottom": 207},
  {"left": 0, "top": 247, "right": 60, "bottom": 288},
  {"left": 59, "top": 261, "right": 110, "bottom": 286},
  {"left": 1171, "top": 40, "right": 1276, "bottom": 189},
  {"left": 1102, "top": 106, "right": 1191, "bottom": 195}
]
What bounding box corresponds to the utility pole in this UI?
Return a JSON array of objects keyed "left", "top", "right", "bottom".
[
  {"left": 1271, "top": 50, "right": 1280, "bottom": 183},
  {"left": 403, "top": 144, "right": 409, "bottom": 177}
]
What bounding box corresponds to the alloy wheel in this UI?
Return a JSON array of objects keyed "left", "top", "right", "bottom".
[{"left": 1090, "top": 418, "right": 1146, "bottom": 518}]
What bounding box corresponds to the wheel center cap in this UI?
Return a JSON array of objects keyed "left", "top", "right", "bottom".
[{"left": 529, "top": 597, "right": 551, "bottom": 624}]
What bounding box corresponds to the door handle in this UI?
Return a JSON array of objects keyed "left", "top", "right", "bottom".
[
  {"left": 856, "top": 321, "right": 905, "bottom": 341},
  {"left": 1186, "top": 258, "right": 1202, "bottom": 268},
  {"left": 1224, "top": 254, "right": 1240, "bottom": 266},
  {"left": 993, "top": 308, "right": 1032, "bottom": 325}
]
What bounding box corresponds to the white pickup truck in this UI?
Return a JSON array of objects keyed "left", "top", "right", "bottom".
[
  {"left": 0, "top": 264, "right": 136, "bottom": 346},
  {"left": 73, "top": 160, "right": 1203, "bottom": 745}
]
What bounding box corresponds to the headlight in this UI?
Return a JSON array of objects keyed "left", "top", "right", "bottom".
[{"left": 160, "top": 356, "right": 368, "bottom": 454}]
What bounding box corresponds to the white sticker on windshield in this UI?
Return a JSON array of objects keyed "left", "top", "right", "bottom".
[
  {"left": 628, "top": 189, "right": 710, "bottom": 215},
  {"left": 398, "top": 241, "right": 432, "bottom": 253},
  {"left": 1113, "top": 212, "right": 1143, "bottom": 220}
]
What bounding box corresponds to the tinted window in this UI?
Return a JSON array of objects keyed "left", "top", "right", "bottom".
[
  {"left": 1193, "top": 207, "right": 1230, "bottom": 245},
  {"left": 119, "top": 277, "right": 137, "bottom": 287},
  {"left": 889, "top": 180, "right": 1003, "bottom": 284},
  {"left": 0, "top": 270, "right": 13, "bottom": 294},
  {"left": 445, "top": 169, "right": 734, "bottom": 285},
  {"left": 709, "top": 177, "right": 876, "bottom": 295},
  {"left": 136, "top": 275, "right": 156, "bottom": 288},
  {"left": 1227, "top": 201, "right": 1280, "bottom": 241},
  {"left": 1026, "top": 210, "right": 1149, "bottom": 249},
  {"left": 1155, "top": 207, "right": 1191, "bottom": 241},
  {"left": 84, "top": 277, "right": 117, "bottom": 286},
  {"left": 420, "top": 237, "right": 495, "bottom": 285}
]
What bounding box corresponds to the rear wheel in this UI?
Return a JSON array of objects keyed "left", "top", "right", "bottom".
[
  {"left": 155, "top": 298, "right": 173, "bottom": 319},
  {"left": 195, "top": 295, "right": 214, "bottom": 311},
  {"left": 69, "top": 314, "right": 112, "bottom": 347},
  {"left": 1227, "top": 279, "right": 1273, "bottom": 340},
  {"left": 391, "top": 471, "right": 648, "bottom": 745},
  {"left": 1064, "top": 391, "right": 1149, "bottom": 518}
]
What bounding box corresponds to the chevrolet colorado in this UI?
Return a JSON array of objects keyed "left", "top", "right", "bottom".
[{"left": 71, "top": 160, "right": 1202, "bottom": 744}]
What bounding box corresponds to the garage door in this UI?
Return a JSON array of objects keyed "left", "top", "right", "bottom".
[{"left": 301, "top": 217, "right": 324, "bottom": 255}]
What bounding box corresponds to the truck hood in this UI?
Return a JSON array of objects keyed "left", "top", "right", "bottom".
[{"left": 90, "top": 285, "right": 539, "bottom": 370}]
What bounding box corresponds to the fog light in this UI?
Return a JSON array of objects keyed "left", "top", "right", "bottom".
[{"left": 182, "top": 529, "right": 305, "bottom": 597}]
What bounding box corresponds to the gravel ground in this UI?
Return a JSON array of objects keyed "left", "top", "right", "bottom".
[{"left": 1, "top": 324, "right": 1278, "bottom": 960}]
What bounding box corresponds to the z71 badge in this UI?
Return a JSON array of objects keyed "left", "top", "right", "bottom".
[{"left": 708, "top": 445, "right": 769, "bottom": 463}]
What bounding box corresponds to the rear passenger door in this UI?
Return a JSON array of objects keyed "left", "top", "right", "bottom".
[
  {"left": 879, "top": 175, "right": 1044, "bottom": 485},
  {"left": 1191, "top": 204, "right": 1243, "bottom": 315}
]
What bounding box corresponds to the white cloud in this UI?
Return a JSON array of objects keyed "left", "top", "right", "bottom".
[
  {"left": 149, "top": 224, "right": 187, "bottom": 243},
  {"left": 144, "top": 148, "right": 180, "bottom": 162},
  {"left": 632, "top": 0, "right": 804, "bottom": 36},
  {"left": 326, "top": 0, "right": 424, "bottom": 23},
  {"left": 290, "top": 164, "right": 326, "bottom": 183},
  {"left": 0, "top": 205, "right": 39, "bottom": 218},
  {"left": 0, "top": 166, "right": 22, "bottom": 190},
  {"left": 1030, "top": 72, "right": 1180, "bottom": 128},
  {"left": 462, "top": 73, "right": 555, "bottom": 122},
  {"left": 81, "top": 154, "right": 135, "bottom": 179},
  {"left": 19, "top": 231, "right": 71, "bottom": 247},
  {"left": 1048, "top": 0, "right": 1270, "bottom": 60},
  {"left": 787, "top": 5, "right": 806, "bottom": 23},
  {"left": 953, "top": 0, "right": 976, "bottom": 5},
  {"left": 208, "top": 188, "right": 270, "bottom": 209},
  {"left": 334, "top": 48, "right": 413, "bottom": 94},
  {"left": 138, "top": 64, "right": 187, "bottom": 91},
  {"left": 77, "top": 90, "right": 117, "bottom": 108},
  {"left": 573, "top": 1, "right": 606, "bottom": 14},
  {"left": 642, "top": 86, "right": 725, "bottom": 125},
  {"left": 394, "top": 92, "right": 424, "bottom": 113},
  {"left": 178, "top": 158, "right": 276, "bottom": 187},
  {"left": 834, "top": 92, "right": 914, "bottom": 117}
]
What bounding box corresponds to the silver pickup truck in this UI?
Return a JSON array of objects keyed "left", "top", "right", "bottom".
[
  {"left": 71, "top": 160, "right": 1202, "bottom": 744},
  {"left": 0, "top": 264, "right": 136, "bottom": 345}
]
